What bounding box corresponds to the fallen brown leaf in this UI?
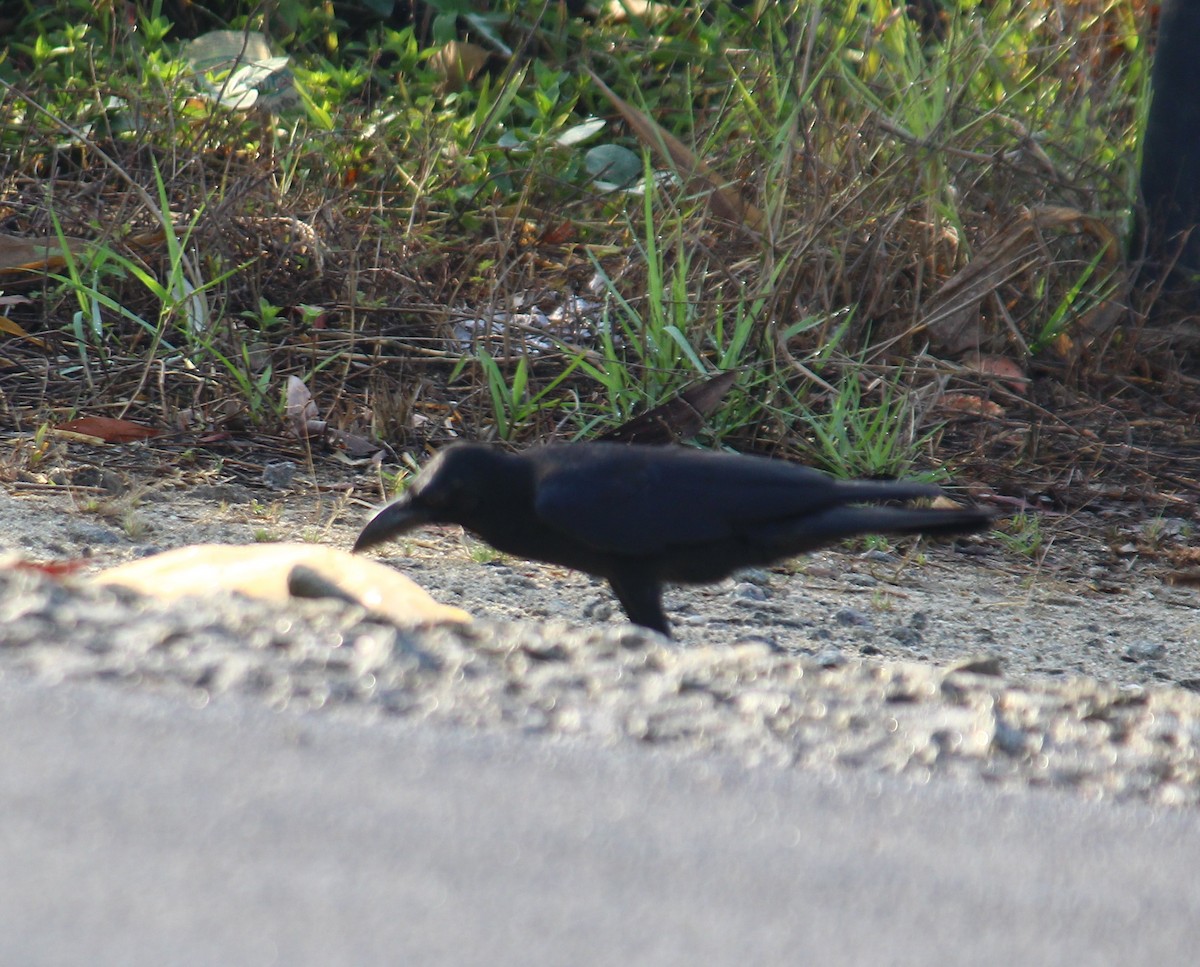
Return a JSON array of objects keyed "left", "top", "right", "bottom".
[
  {"left": 430, "top": 40, "right": 490, "bottom": 93},
  {"left": 934, "top": 392, "right": 1006, "bottom": 419},
  {"left": 0, "top": 232, "right": 92, "bottom": 278},
  {"left": 92, "top": 543, "right": 472, "bottom": 627},
  {"left": 54, "top": 416, "right": 160, "bottom": 443},
  {"left": 600, "top": 370, "right": 738, "bottom": 444},
  {"left": 959, "top": 352, "right": 1030, "bottom": 395},
  {"left": 920, "top": 206, "right": 1120, "bottom": 356}
]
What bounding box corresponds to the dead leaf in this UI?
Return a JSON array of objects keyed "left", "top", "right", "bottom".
[
  {"left": 934, "top": 392, "right": 1006, "bottom": 419},
  {"left": 601, "top": 370, "right": 738, "bottom": 444},
  {"left": 538, "top": 221, "right": 575, "bottom": 245},
  {"left": 584, "top": 66, "right": 763, "bottom": 231},
  {"left": 0, "top": 314, "right": 46, "bottom": 349},
  {"left": 54, "top": 416, "right": 160, "bottom": 443},
  {"left": 959, "top": 352, "right": 1030, "bottom": 395},
  {"left": 930, "top": 495, "right": 983, "bottom": 512},
  {"left": 286, "top": 375, "right": 325, "bottom": 438},
  {"left": 0, "top": 232, "right": 93, "bottom": 278},
  {"left": 2, "top": 557, "right": 90, "bottom": 577},
  {"left": 920, "top": 206, "right": 1120, "bottom": 356},
  {"left": 430, "top": 41, "right": 490, "bottom": 93},
  {"left": 92, "top": 543, "right": 471, "bottom": 627},
  {"left": 1167, "top": 569, "right": 1200, "bottom": 588},
  {"left": 326, "top": 428, "right": 381, "bottom": 457}
]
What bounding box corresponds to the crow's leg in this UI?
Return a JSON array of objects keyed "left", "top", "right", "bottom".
[{"left": 607, "top": 571, "right": 670, "bottom": 637}]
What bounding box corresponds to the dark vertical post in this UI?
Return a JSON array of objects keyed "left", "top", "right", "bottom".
[{"left": 1139, "top": 0, "right": 1200, "bottom": 293}]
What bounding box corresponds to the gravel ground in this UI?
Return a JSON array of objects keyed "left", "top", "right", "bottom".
[{"left": 2, "top": 478, "right": 1200, "bottom": 808}]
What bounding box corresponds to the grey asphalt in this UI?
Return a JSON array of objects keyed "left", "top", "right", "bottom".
[{"left": 1, "top": 675, "right": 1196, "bottom": 966}]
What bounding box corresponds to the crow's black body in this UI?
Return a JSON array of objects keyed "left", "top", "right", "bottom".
[{"left": 354, "top": 442, "right": 992, "bottom": 635}]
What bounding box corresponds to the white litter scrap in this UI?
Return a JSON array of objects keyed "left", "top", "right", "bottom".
[
  {"left": 451, "top": 293, "right": 613, "bottom": 354},
  {"left": 182, "top": 30, "right": 298, "bottom": 112}
]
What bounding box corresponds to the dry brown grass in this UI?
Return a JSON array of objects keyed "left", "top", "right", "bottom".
[{"left": 0, "top": 0, "right": 1196, "bottom": 515}]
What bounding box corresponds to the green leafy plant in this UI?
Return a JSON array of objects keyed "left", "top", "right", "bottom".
[
  {"left": 470, "top": 347, "right": 588, "bottom": 440},
  {"left": 991, "top": 512, "right": 1044, "bottom": 560},
  {"left": 800, "top": 369, "right": 944, "bottom": 481}
]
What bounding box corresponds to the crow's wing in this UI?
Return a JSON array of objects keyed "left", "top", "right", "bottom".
[{"left": 532, "top": 446, "right": 935, "bottom": 555}]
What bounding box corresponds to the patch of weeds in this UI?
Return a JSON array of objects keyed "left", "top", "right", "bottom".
[
  {"left": 0, "top": 425, "right": 55, "bottom": 480},
  {"left": 240, "top": 298, "right": 288, "bottom": 330},
  {"left": 1139, "top": 515, "right": 1170, "bottom": 550},
  {"left": 121, "top": 512, "right": 149, "bottom": 541},
  {"left": 799, "top": 368, "right": 944, "bottom": 481},
  {"left": 467, "top": 348, "right": 589, "bottom": 440},
  {"left": 992, "top": 513, "right": 1044, "bottom": 560},
  {"left": 76, "top": 492, "right": 145, "bottom": 538},
  {"left": 374, "top": 464, "right": 418, "bottom": 503},
  {"left": 0, "top": 0, "right": 1160, "bottom": 510},
  {"left": 574, "top": 163, "right": 745, "bottom": 433},
  {"left": 46, "top": 159, "right": 239, "bottom": 409},
  {"left": 207, "top": 342, "right": 281, "bottom": 426},
  {"left": 869, "top": 590, "right": 897, "bottom": 613},
  {"left": 248, "top": 500, "right": 283, "bottom": 521},
  {"left": 1028, "top": 248, "right": 1118, "bottom": 356},
  {"left": 859, "top": 534, "right": 894, "bottom": 554},
  {"left": 467, "top": 541, "right": 505, "bottom": 565},
  {"left": 1136, "top": 514, "right": 1193, "bottom": 554},
  {"left": 252, "top": 528, "right": 278, "bottom": 543}
]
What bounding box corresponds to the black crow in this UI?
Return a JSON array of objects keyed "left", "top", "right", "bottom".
[{"left": 353, "top": 442, "right": 992, "bottom": 636}]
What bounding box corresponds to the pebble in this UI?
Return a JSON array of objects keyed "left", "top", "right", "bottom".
[
  {"left": 262, "top": 460, "right": 297, "bottom": 490},
  {"left": 890, "top": 626, "right": 923, "bottom": 647},
  {"left": 64, "top": 523, "right": 125, "bottom": 546},
  {"left": 1125, "top": 641, "right": 1167, "bottom": 663},
  {"left": 834, "top": 608, "right": 872, "bottom": 627}
]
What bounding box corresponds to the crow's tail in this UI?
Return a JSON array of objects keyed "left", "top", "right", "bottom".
[{"left": 762, "top": 504, "right": 994, "bottom": 551}]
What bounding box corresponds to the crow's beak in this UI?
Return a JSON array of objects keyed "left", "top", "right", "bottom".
[{"left": 353, "top": 498, "right": 431, "bottom": 553}]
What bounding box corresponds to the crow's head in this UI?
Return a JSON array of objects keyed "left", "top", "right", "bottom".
[{"left": 352, "top": 444, "right": 505, "bottom": 552}]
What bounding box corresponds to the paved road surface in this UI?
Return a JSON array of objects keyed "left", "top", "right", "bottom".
[{"left": 0, "top": 675, "right": 1195, "bottom": 965}]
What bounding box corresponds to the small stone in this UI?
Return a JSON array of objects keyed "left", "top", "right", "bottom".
[
  {"left": 582, "top": 599, "right": 614, "bottom": 622},
  {"left": 262, "top": 460, "right": 296, "bottom": 489},
  {"left": 949, "top": 655, "right": 1004, "bottom": 677},
  {"left": 1124, "top": 641, "right": 1166, "bottom": 662},
  {"left": 736, "top": 569, "right": 773, "bottom": 586},
  {"left": 65, "top": 523, "right": 124, "bottom": 546},
  {"left": 815, "top": 647, "right": 846, "bottom": 668},
  {"left": 889, "top": 626, "right": 922, "bottom": 647},
  {"left": 833, "top": 608, "right": 871, "bottom": 627}
]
